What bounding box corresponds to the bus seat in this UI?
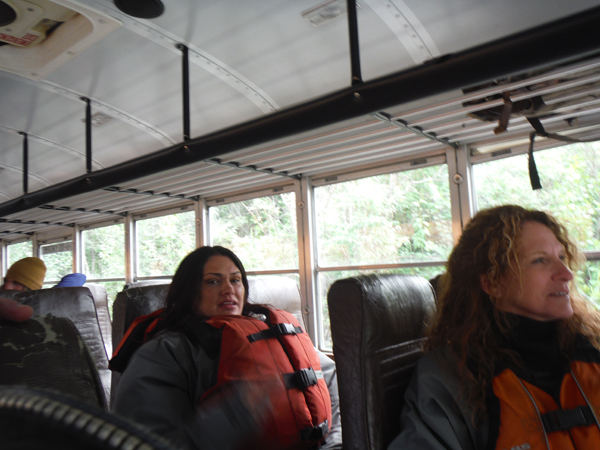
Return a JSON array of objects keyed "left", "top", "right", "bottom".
[
  {"left": 428, "top": 273, "right": 444, "bottom": 304},
  {"left": 248, "top": 276, "right": 305, "bottom": 328},
  {"left": 0, "top": 385, "right": 175, "bottom": 450},
  {"left": 327, "top": 274, "right": 436, "bottom": 450},
  {"left": 0, "top": 289, "right": 21, "bottom": 299},
  {"left": 122, "top": 279, "right": 172, "bottom": 290},
  {"left": 15, "top": 287, "right": 111, "bottom": 406},
  {"left": 111, "top": 284, "right": 171, "bottom": 352},
  {"left": 109, "top": 276, "right": 303, "bottom": 404},
  {"left": 84, "top": 283, "right": 113, "bottom": 357},
  {"left": 111, "top": 276, "right": 303, "bottom": 350},
  {"left": 110, "top": 283, "right": 170, "bottom": 406},
  {"left": 0, "top": 315, "right": 107, "bottom": 409}
]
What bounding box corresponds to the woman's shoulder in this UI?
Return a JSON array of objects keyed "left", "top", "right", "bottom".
[
  {"left": 571, "top": 333, "right": 600, "bottom": 362},
  {"left": 408, "top": 346, "right": 464, "bottom": 400},
  {"left": 419, "top": 346, "right": 456, "bottom": 371},
  {"left": 138, "top": 329, "right": 196, "bottom": 358}
]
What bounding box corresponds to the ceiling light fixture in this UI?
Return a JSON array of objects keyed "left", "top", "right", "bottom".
[{"left": 302, "top": 0, "right": 359, "bottom": 27}]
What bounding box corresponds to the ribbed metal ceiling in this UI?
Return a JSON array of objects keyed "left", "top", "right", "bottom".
[{"left": 1, "top": 0, "right": 600, "bottom": 241}]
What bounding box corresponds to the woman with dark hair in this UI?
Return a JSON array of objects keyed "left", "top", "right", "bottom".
[
  {"left": 389, "top": 205, "right": 600, "bottom": 450},
  {"left": 113, "top": 246, "right": 342, "bottom": 450}
]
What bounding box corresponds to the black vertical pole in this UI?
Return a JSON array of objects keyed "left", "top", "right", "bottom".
[
  {"left": 176, "top": 43, "right": 191, "bottom": 141},
  {"left": 20, "top": 132, "right": 28, "bottom": 194},
  {"left": 82, "top": 97, "right": 92, "bottom": 173},
  {"left": 347, "top": 0, "right": 362, "bottom": 85}
]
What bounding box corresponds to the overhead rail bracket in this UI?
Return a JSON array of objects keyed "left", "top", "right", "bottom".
[
  {"left": 19, "top": 132, "right": 28, "bottom": 194},
  {"left": 347, "top": 0, "right": 362, "bottom": 85},
  {"left": 176, "top": 43, "right": 191, "bottom": 141},
  {"left": 82, "top": 97, "right": 93, "bottom": 173}
]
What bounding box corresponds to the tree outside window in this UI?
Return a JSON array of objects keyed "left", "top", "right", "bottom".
[{"left": 473, "top": 142, "right": 600, "bottom": 304}]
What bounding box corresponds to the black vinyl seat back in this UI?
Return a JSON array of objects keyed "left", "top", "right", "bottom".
[
  {"left": 248, "top": 276, "right": 304, "bottom": 328},
  {"left": 0, "top": 386, "right": 179, "bottom": 450},
  {"left": 0, "top": 316, "right": 107, "bottom": 409},
  {"left": 84, "top": 283, "right": 113, "bottom": 357},
  {"left": 15, "top": 287, "right": 111, "bottom": 404},
  {"left": 122, "top": 279, "right": 172, "bottom": 290},
  {"left": 0, "top": 289, "right": 21, "bottom": 299},
  {"left": 327, "top": 274, "right": 436, "bottom": 450},
  {"left": 111, "top": 284, "right": 171, "bottom": 354},
  {"left": 110, "top": 284, "right": 171, "bottom": 405}
]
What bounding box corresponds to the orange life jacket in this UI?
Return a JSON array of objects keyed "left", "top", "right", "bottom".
[
  {"left": 111, "top": 308, "right": 331, "bottom": 449},
  {"left": 202, "top": 309, "right": 332, "bottom": 450},
  {"left": 492, "top": 360, "right": 600, "bottom": 450}
]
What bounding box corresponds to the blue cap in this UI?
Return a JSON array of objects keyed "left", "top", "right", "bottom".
[{"left": 55, "top": 273, "right": 87, "bottom": 288}]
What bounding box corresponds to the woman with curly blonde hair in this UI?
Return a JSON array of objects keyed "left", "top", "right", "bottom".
[{"left": 389, "top": 204, "right": 600, "bottom": 450}]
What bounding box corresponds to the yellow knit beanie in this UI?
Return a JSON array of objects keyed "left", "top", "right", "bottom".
[{"left": 5, "top": 257, "right": 47, "bottom": 290}]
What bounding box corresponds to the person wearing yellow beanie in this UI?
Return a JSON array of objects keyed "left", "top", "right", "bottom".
[{"left": 1, "top": 257, "right": 47, "bottom": 291}]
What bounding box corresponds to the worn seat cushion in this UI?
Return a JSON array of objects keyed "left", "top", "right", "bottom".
[
  {"left": 0, "top": 315, "right": 107, "bottom": 408},
  {"left": 327, "top": 273, "right": 436, "bottom": 450}
]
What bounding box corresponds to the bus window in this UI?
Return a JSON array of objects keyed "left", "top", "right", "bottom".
[
  {"left": 209, "top": 192, "right": 299, "bottom": 272},
  {"left": 136, "top": 211, "right": 195, "bottom": 278},
  {"left": 40, "top": 241, "right": 73, "bottom": 285},
  {"left": 6, "top": 241, "right": 32, "bottom": 268},
  {"left": 314, "top": 164, "right": 453, "bottom": 348},
  {"left": 473, "top": 142, "right": 600, "bottom": 304},
  {"left": 579, "top": 260, "right": 600, "bottom": 303},
  {"left": 82, "top": 223, "right": 126, "bottom": 311}
]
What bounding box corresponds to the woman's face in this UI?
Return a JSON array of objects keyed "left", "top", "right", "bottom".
[
  {"left": 482, "top": 221, "right": 574, "bottom": 321},
  {"left": 195, "top": 255, "right": 245, "bottom": 317}
]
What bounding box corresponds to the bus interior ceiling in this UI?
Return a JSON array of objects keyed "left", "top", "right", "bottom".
[{"left": 1, "top": 0, "right": 600, "bottom": 240}]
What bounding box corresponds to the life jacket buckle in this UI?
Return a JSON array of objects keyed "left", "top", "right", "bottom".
[
  {"left": 283, "top": 368, "right": 322, "bottom": 390},
  {"left": 274, "top": 322, "right": 298, "bottom": 336},
  {"left": 541, "top": 405, "right": 595, "bottom": 433},
  {"left": 300, "top": 420, "right": 329, "bottom": 441},
  {"left": 247, "top": 322, "right": 302, "bottom": 342}
]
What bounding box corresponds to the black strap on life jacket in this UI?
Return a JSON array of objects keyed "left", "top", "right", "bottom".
[
  {"left": 300, "top": 420, "right": 329, "bottom": 442},
  {"left": 282, "top": 368, "right": 323, "bottom": 390},
  {"left": 109, "top": 311, "right": 163, "bottom": 372},
  {"left": 541, "top": 405, "right": 596, "bottom": 433},
  {"left": 246, "top": 322, "right": 303, "bottom": 343}
]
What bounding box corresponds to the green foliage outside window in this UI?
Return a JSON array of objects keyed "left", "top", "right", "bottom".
[
  {"left": 315, "top": 165, "right": 453, "bottom": 267},
  {"left": 83, "top": 224, "right": 125, "bottom": 279},
  {"left": 83, "top": 224, "right": 126, "bottom": 312},
  {"left": 40, "top": 242, "right": 73, "bottom": 282},
  {"left": 7, "top": 241, "right": 32, "bottom": 267},
  {"left": 473, "top": 142, "right": 600, "bottom": 303},
  {"left": 314, "top": 164, "right": 452, "bottom": 349},
  {"left": 210, "top": 193, "right": 298, "bottom": 271},
  {"left": 137, "top": 211, "right": 196, "bottom": 277}
]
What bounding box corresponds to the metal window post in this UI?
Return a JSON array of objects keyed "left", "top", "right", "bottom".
[
  {"left": 195, "top": 197, "right": 208, "bottom": 248},
  {"left": 73, "top": 224, "right": 83, "bottom": 274},
  {"left": 446, "top": 144, "right": 475, "bottom": 244},
  {"left": 124, "top": 213, "right": 135, "bottom": 284},
  {"left": 0, "top": 241, "right": 6, "bottom": 279},
  {"left": 295, "top": 177, "right": 318, "bottom": 345}
]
